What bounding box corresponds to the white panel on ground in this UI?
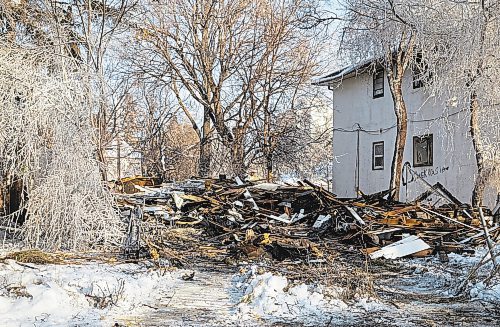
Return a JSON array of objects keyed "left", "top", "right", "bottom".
[{"left": 369, "top": 235, "right": 431, "bottom": 259}]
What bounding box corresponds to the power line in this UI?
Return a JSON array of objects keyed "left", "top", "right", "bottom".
[{"left": 333, "top": 107, "right": 468, "bottom": 134}]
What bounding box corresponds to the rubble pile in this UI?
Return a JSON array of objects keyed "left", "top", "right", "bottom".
[{"left": 115, "top": 177, "right": 499, "bottom": 271}]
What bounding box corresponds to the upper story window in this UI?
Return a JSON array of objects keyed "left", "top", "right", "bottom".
[
  {"left": 373, "top": 68, "right": 384, "bottom": 98},
  {"left": 413, "top": 76, "right": 424, "bottom": 89},
  {"left": 413, "top": 52, "right": 431, "bottom": 89},
  {"left": 372, "top": 141, "right": 384, "bottom": 170},
  {"left": 413, "top": 134, "right": 433, "bottom": 167}
]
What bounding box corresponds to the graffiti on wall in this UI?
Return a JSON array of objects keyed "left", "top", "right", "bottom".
[{"left": 403, "top": 163, "right": 450, "bottom": 185}]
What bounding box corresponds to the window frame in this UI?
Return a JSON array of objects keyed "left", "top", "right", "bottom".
[
  {"left": 413, "top": 134, "right": 433, "bottom": 167},
  {"left": 413, "top": 52, "right": 429, "bottom": 89},
  {"left": 413, "top": 76, "right": 424, "bottom": 89},
  {"left": 372, "top": 141, "right": 385, "bottom": 170},
  {"left": 373, "top": 68, "right": 384, "bottom": 98}
]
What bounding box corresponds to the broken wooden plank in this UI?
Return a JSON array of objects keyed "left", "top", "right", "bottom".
[
  {"left": 345, "top": 206, "right": 366, "bottom": 225},
  {"left": 382, "top": 205, "right": 418, "bottom": 217},
  {"left": 265, "top": 213, "right": 292, "bottom": 224},
  {"left": 459, "top": 226, "right": 500, "bottom": 244},
  {"left": 420, "top": 206, "right": 481, "bottom": 232},
  {"left": 479, "top": 207, "right": 497, "bottom": 269}
]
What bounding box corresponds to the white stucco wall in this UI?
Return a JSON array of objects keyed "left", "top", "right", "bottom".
[{"left": 329, "top": 70, "right": 496, "bottom": 207}]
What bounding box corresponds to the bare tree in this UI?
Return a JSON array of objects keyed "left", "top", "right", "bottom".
[
  {"left": 64, "top": 0, "right": 137, "bottom": 180},
  {"left": 341, "top": 0, "right": 416, "bottom": 200},
  {"left": 134, "top": 0, "right": 248, "bottom": 176},
  {"left": 2, "top": 0, "right": 139, "bottom": 180},
  {"left": 133, "top": 0, "right": 322, "bottom": 177}
]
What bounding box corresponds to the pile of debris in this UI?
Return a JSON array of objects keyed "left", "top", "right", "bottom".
[{"left": 115, "top": 177, "right": 499, "bottom": 269}]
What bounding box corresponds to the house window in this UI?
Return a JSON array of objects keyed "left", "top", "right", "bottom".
[
  {"left": 413, "top": 135, "right": 433, "bottom": 167},
  {"left": 413, "top": 53, "right": 430, "bottom": 89},
  {"left": 372, "top": 141, "right": 384, "bottom": 170},
  {"left": 413, "top": 76, "right": 424, "bottom": 89},
  {"left": 373, "top": 68, "right": 384, "bottom": 98}
]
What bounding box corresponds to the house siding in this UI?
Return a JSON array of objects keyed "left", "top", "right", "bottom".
[{"left": 330, "top": 70, "right": 496, "bottom": 207}]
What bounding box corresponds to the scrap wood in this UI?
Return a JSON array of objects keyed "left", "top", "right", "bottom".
[
  {"left": 266, "top": 213, "right": 293, "bottom": 224},
  {"left": 415, "top": 182, "right": 463, "bottom": 206},
  {"left": 459, "top": 226, "right": 500, "bottom": 244},
  {"left": 175, "top": 220, "right": 204, "bottom": 226},
  {"left": 359, "top": 189, "right": 392, "bottom": 202},
  {"left": 313, "top": 214, "right": 332, "bottom": 229},
  {"left": 420, "top": 206, "right": 482, "bottom": 232},
  {"left": 134, "top": 184, "right": 158, "bottom": 194},
  {"left": 479, "top": 207, "right": 497, "bottom": 269},
  {"left": 302, "top": 179, "right": 337, "bottom": 200},
  {"left": 400, "top": 217, "right": 423, "bottom": 227},
  {"left": 205, "top": 219, "right": 235, "bottom": 233},
  {"left": 382, "top": 205, "right": 419, "bottom": 217},
  {"left": 180, "top": 194, "right": 209, "bottom": 203},
  {"left": 116, "top": 177, "right": 486, "bottom": 266},
  {"left": 366, "top": 228, "right": 402, "bottom": 245},
  {"left": 350, "top": 201, "right": 386, "bottom": 211},
  {"left": 345, "top": 206, "right": 366, "bottom": 225}
]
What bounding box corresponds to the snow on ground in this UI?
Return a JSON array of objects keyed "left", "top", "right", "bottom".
[
  {"left": 0, "top": 259, "right": 181, "bottom": 327},
  {"left": 0, "top": 258, "right": 390, "bottom": 327},
  {"left": 233, "top": 265, "right": 389, "bottom": 325},
  {"left": 394, "top": 245, "right": 500, "bottom": 303},
  {"left": 0, "top": 246, "right": 498, "bottom": 326},
  {"left": 232, "top": 246, "right": 500, "bottom": 325}
]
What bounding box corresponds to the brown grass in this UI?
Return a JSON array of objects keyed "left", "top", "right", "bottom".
[{"left": 2, "top": 250, "right": 62, "bottom": 264}]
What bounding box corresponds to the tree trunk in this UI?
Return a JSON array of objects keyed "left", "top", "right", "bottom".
[
  {"left": 469, "top": 5, "right": 492, "bottom": 206},
  {"left": 96, "top": 144, "right": 108, "bottom": 181},
  {"left": 198, "top": 107, "right": 212, "bottom": 177},
  {"left": 231, "top": 129, "right": 246, "bottom": 177},
  {"left": 263, "top": 107, "right": 272, "bottom": 181},
  {"left": 385, "top": 30, "right": 415, "bottom": 201},
  {"left": 389, "top": 82, "right": 408, "bottom": 201},
  {"left": 470, "top": 93, "right": 492, "bottom": 206}
]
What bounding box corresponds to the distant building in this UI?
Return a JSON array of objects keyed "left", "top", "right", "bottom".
[
  {"left": 315, "top": 62, "right": 497, "bottom": 207},
  {"left": 104, "top": 137, "right": 142, "bottom": 181}
]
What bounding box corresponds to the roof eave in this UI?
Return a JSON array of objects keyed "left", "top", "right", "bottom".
[{"left": 313, "top": 60, "right": 375, "bottom": 87}]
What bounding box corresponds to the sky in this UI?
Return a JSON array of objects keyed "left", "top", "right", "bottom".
[{"left": 314, "top": 0, "right": 346, "bottom": 78}]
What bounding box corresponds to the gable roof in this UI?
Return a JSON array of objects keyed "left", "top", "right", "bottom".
[{"left": 313, "top": 58, "right": 374, "bottom": 86}]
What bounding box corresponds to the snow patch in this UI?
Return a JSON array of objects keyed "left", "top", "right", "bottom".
[
  {"left": 470, "top": 281, "right": 500, "bottom": 303},
  {"left": 234, "top": 266, "right": 386, "bottom": 324},
  {"left": 403, "top": 245, "right": 500, "bottom": 303},
  {"left": 0, "top": 259, "right": 179, "bottom": 326}
]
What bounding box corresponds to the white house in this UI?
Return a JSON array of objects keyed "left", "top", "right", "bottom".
[{"left": 315, "top": 62, "right": 497, "bottom": 208}]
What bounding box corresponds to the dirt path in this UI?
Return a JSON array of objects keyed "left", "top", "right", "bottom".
[
  {"left": 116, "top": 268, "right": 255, "bottom": 327},
  {"left": 145, "top": 270, "right": 242, "bottom": 326}
]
